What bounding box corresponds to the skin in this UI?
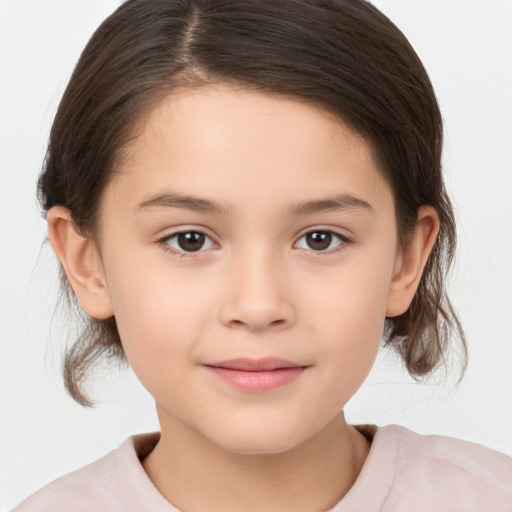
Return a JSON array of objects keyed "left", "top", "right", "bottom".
[{"left": 48, "top": 84, "right": 438, "bottom": 511}]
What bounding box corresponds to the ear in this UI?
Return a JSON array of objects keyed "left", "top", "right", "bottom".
[
  {"left": 386, "top": 206, "right": 439, "bottom": 317},
  {"left": 47, "top": 206, "right": 114, "bottom": 320}
]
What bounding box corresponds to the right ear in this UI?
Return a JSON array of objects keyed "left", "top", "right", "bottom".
[{"left": 47, "top": 206, "right": 114, "bottom": 320}]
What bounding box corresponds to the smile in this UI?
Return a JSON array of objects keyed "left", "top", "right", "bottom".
[{"left": 203, "top": 358, "right": 309, "bottom": 392}]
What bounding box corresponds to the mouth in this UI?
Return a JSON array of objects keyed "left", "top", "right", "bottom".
[{"left": 203, "top": 358, "right": 309, "bottom": 392}]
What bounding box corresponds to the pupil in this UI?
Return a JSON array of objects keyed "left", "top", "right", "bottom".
[
  {"left": 178, "top": 232, "right": 205, "bottom": 252},
  {"left": 307, "top": 231, "right": 332, "bottom": 251}
]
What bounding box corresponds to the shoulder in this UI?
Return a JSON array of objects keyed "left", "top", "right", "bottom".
[
  {"left": 387, "top": 424, "right": 512, "bottom": 483},
  {"left": 12, "top": 433, "right": 171, "bottom": 512},
  {"left": 12, "top": 450, "right": 115, "bottom": 512},
  {"left": 378, "top": 424, "right": 512, "bottom": 510}
]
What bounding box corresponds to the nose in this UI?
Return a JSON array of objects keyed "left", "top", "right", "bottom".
[{"left": 219, "top": 249, "right": 295, "bottom": 332}]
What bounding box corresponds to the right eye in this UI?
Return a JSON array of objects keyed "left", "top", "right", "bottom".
[
  {"left": 294, "top": 229, "right": 350, "bottom": 255},
  {"left": 161, "top": 230, "right": 217, "bottom": 256}
]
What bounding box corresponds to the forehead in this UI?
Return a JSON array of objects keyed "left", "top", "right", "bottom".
[{"left": 107, "top": 84, "right": 394, "bottom": 219}]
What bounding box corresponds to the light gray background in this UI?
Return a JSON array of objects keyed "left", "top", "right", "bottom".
[{"left": 1, "top": 1, "right": 511, "bottom": 509}]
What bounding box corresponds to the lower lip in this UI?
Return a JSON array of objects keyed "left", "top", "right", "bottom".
[{"left": 204, "top": 366, "right": 307, "bottom": 392}]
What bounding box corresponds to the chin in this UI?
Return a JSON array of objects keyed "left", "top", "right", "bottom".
[
  {"left": 210, "top": 423, "right": 311, "bottom": 456},
  {"left": 222, "top": 439, "right": 302, "bottom": 456}
]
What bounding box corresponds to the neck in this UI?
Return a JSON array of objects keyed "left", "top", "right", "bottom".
[{"left": 142, "top": 408, "right": 370, "bottom": 512}]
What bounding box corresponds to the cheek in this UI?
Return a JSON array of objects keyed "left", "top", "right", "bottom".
[
  {"left": 307, "top": 257, "right": 392, "bottom": 386},
  {"left": 309, "top": 254, "right": 391, "bottom": 332},
  {"left": 104, "top": 259, "right": 205, "bottom": 378}
]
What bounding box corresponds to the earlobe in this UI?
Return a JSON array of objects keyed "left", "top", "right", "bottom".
[
  {"left": 47, "top": 206, "right": 114, "bottom": 320},
  {"left": 386, "top": 206, "right": 439, "bottom": 317}
]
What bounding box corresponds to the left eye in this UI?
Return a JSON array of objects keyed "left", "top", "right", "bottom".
[
  {"left": 164, "top": 231, "right": 216, "bottom": 253},
  {"left": 295, "top": 230, "right": 346, "bottom": 252}
]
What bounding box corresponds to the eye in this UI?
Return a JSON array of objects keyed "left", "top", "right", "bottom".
[
  {"left": 162, "top": 230, "right": 217, "bottom": 255},
  {"left": 295, "top": 230, "right": 348, "bottom": 253}
]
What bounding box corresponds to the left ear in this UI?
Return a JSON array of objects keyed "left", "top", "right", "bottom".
[{"left": 386, "top": 206, "right": 439, "bottom": 317}]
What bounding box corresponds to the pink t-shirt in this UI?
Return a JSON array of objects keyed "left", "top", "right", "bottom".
[{"left": 13, "top": 424, "right": 512, "bottom": 511}]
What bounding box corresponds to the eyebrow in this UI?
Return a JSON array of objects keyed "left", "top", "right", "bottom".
[
  {"left": 137, "top": 192, "right": 234, "bottom": 216},
  {"left": 136, "top": 192, "right": 374, "bottom": 216},
  {"left": 286, "top": 194, "right": 374, "bottom": 216}
]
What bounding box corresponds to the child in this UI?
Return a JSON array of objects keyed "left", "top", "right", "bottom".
[{"left": 12, "top": 0, "right": 512, "bottom": 510}]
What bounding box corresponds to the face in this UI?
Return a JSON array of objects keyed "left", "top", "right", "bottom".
[{"left": 96, "top": 84, "right": 402, "bottom": 454}]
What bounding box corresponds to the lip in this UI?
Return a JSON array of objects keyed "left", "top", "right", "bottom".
[
  {"left": 206, "top": 357, "right": 304, "bottom": 371},
  {"left": 203, "top": 358, "right": 309, "bottom": 392}
]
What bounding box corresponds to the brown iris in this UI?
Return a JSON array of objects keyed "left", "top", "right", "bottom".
[
  {"left": 177, "top": 232, "right": 206, "bottom": 252},
  {"left": 306, "top": 231, "right": 333, "bottom": 251}
]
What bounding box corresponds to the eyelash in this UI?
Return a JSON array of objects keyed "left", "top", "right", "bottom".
[{"left": 158, "top": 228, "right": 351, "bottom": 259}]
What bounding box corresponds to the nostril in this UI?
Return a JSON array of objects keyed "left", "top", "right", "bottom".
[{"left": 227, "top": 317, "right": 287, "bottom": 330}]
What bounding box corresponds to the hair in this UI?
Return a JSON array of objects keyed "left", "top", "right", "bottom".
[{"left": 39, "top": 0, "right": 466, "bottom": 406}]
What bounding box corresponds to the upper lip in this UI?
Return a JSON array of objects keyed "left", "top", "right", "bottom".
[{"left": 204, "top": 357, "right": 305, "bottom": 371}]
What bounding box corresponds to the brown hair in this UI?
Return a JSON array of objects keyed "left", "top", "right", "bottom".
[{"left": 40, "top": 0, "right": 466, "bottom": 406}]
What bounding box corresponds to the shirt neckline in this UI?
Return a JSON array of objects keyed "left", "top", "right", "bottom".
[{"left": 111, "top": 424, "right": 398, "bottom": 512}]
